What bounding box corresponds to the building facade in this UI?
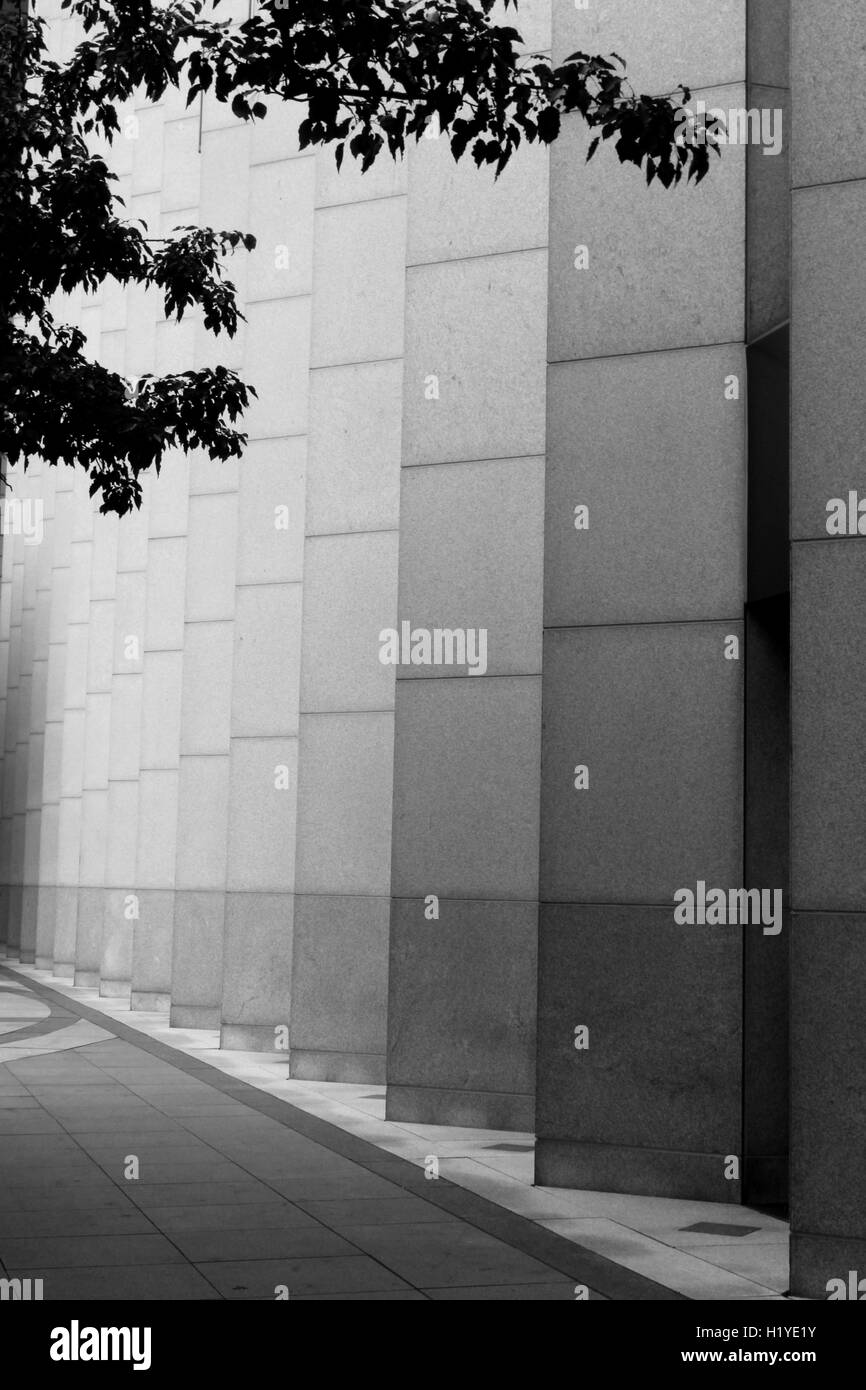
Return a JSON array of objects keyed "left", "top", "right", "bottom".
[{"left": 0, "top": 0, "right": 861, "bottom": 1300}]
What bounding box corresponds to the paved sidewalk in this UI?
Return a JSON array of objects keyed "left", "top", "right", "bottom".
[{"left": 0, "top": 968, "right": 689, "bottom": 1301}]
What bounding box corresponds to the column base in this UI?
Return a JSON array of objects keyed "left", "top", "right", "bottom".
[
  {"left": 290, "top": 1049, "right": 386, "bottom": 1085},
  {"left": 131, "top": 990, "right": 170, "bottom": 1012},
  {"left": 99, "top": 979, "right": 131, "bottom": 1000},
  {"left": 20, "top": 886, "right": 38, "bottom": 961},
  {"left": 534, "top": 1139, "right": 743, "bottom": 1203},
  {"left": 386, "top": 1084, "right": 533, "bottom": 1132},
  {"left": 790, "top": 1232, "right": 866, "bottom": 1301},
  {"left": 170, "top": 1004, "right": 220, "bottom": 1029},
  {"left": 220, "top": 1023, "right": 285, "bottom": 1053}
]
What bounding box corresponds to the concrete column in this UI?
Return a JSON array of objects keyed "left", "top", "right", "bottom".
[
  {"left": 70, "top": 262, "right": 113, "bottom": 987},
  {"left": 0, "top": 479, "right": 12, "bottom": 954},
  {"left": 163, "top": 72, "right": 246, "bottom": 1035},
  {"left": 100, "top": 568, "right": 143, "bottom": 1000},
  {"left": 54, "top": 458, "right": 95, "bottom": 977},
  {"left": 288, "top": 135, "right": 407, "bottom": 1084},
  {"left": 120, "top": 416, "right": 190, "bottom": 1006},
  {"left": 0, "top": 462, "right": 27, "bottom": 957},
  {"left": 217, "top": 98, "right": 314, "bottom": 1055},
  {"left": 127, "top": 93, "right": 200, "bottom": 1013},
  {"left": 384, "top": 0, "right": 550, "bottom": 1130},
  {"left": 535, "top": 0, "right": 748, "bottom": 1199},
  {"left": 73, "top": 291, "right": 108, "bottom": 976},
  {"left": 94, "top": 167, "right": 137, "bottom": 999},
  {"left": 36, "top": 469, "right": 75, "bottom": 969},
  {"left": 21, "top": 459, "right": 54, "bottom": 963},
  {"left": 168, "top": 33, "right": 249, "bottom": 1033},
  {"left": 788, "top": 0, "right": 866, "bottom": 1298},
  {"left": 75, "top": 497, "right": 117, "bottom": 988},
  {"left": 170, "top": 433, "right": 236, "bottom": 1030},
  {"left": 159, "top": 92, "right": 233, "bottom": 1031},
  {"left": 12, "top": 462, "right": 42, "bottom": 961},
  {"left": 128, "top": 470, "right": 177, "bottom": 1012}
]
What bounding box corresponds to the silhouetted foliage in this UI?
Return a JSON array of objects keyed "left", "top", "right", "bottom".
[{"left": 0, "top": 0, "right": 713, "bottom": 513}]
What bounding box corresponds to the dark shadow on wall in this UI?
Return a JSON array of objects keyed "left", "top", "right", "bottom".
[{"left": 743, "top": 323, "right": 790, "bottom": 1208}]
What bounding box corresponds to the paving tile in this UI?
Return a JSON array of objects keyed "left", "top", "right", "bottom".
[
  {"left": 181, "top": 1139, "right": 334, "bottom": 1169},
  {"left": 194, "top": 1255, "right": 413, "bottom": 1299},
  {"left": 179, "top": 1116, "right": 294, "bottom": 1137},
  {"left": 137, "top": 1101, "right": 256, "bottom": 1118},
  {"left": 24, "top": 1083, "right": 143, "bottom": 1099},
  {"left": 6, "top": 1065, "right": 115, "bottom": 1085},
  {"left": 39, "top": 1113, "right": 159, "bottom": 1130},
  {"left": 0, "top": 1189, "right": 142, "bottom": 1214},
  {"left": 20, "top": 1087, "right": 150, "bottom": 1104},
  {"left": 125, "top": 1085, "right": 253, "bottom": 1109},
  {"left": 687, "top": 1242, "right": 789, "bottom": 1291},
  {"left": 72, "top": 1132, "right": 209, "bottom": 1154},
  {"left": 76, "top": 1047, "right": 141, "bottom": 1058},
  {"left": 167, "top": 1226, "right": 355, "bottom": 1262},
  {"left": 0, "top": 1168, "right": 117, "bottom": 1189},
  {"left": 0, "top": 1233, "right": 186, "bottom": 1269},
  {"left": 227, "top": 1146, "right": 369, "bottom": 1172},
  {"left": 674, "top": 1224, "right": 787, "bottom": 1249},
  {"left": 299, "top": 1196, "right": 462, "bottom": 1232},
  {"left": 123, "top": 1081, "right": 230, "bottom": 1095},
  {"left": 97, "top": 1161, "right": 253, "bottom": 1185},
  {"left": 124, "top": 1180, "right": 279, "bottom": 1208},
  {"left": 0, "top": 1163, "right": 99, "bottom": 1184},
  {"left": 205, "top": 1142, "right": 335, "bottom": 1166},
  {"left": 86, "top": 1068, "right": 201, "bottom": 1083},
  {"left": 342, "top": 1160, "right": 443, "bottom": 1195},
  {"left": 143, "top": 1202, "right": 319, "bottom": 1233},
  {"left": 423, "top": 1283, "right": 597, "bottom": 1301},
  {"left": 398, "top": 1157, "right": 572, "bottom": 1217},
  {"left": 539, "top": 1219, "right": 779, "bottom": 1299},
  {"left": 267, "top": 1173, "right": 408, "bottom": 1202},
  {"left": 0, "top": 1113, "right": 75, "bottom": 1134},
  {"left": 31, "top": 1098, "right": 162, "bottom": 1114},
  {"left": 0, "top": 1134, "right": 87, "bottom": 1156},
  {"left": 533, "top": 1188, "right": 787, "bottom": 1234},
  {"left": 59, "top": 1114, "right": 187, "bottom": 1134},
  {"left": 293, "top": 1290, "right": 429, "bottom": 1301},
  {"left": 192, "top": 1132, "right": 355, "bottom": 1160},
  {"left": 0, "top": 1208, "right": 159, "bottom": 1238},
  {"left": 338, "top": 1221, "right": 568, "bottom": 1288},
  {"left": 80, "top": 1143, "right": 221, "bottom": 1165},
  {"left": 17, "top": 1263, "right": 223, "bottom": 1300}
]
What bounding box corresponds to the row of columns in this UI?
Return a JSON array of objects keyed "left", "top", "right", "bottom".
[{"left": 1, "top": 0, "right": 862, "bottom": 1299}]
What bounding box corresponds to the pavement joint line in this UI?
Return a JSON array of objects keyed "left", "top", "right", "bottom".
[{"left": 0, "top": 964, "right": 684, "bottom": 1301}]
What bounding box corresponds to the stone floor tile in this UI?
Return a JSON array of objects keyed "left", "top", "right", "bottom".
[
  {"left": 0, "top": 1232, "right": 186, "bottom": 1269},
  {"left": 338, "top": 1220, "right": 570, "bottom": 1288},
  {"left": 194, "top": 1255, "right": 413, "bottom": 1299},
  {"left": 20, "top": 1263, "right": 223, "bottom": 1300}
]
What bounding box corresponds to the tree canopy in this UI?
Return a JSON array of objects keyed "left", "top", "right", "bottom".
[{"left": 0, "top": 0, "right": 715, "bottom": 514}]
